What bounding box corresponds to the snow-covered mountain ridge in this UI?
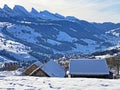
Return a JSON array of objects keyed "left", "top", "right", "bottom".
[{"left": 0, "top": 5, "right": 120, "bottom": 61}]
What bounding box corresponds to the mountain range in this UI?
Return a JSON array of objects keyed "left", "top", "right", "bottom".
[{"left": 0, "top": 4, "right": 120, "bottom": 62}]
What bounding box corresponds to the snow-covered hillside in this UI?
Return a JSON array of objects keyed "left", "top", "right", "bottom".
[
  {"left": 0, "top": 4, "right": 120, "bottom": 61},
  {"left": 0, "top": 76, "right": 120, "bottom": 90},
  {"left": 0, "top": 22, "right": 38, "bottom": 61},
  {"left": 7, "top": 25, "right": 41, "bottom": 44},
  {"left": 106, "top": 28, "right": 120, "bottom": 37},
  {"left": 57, "top": 31, "right": 78, "bottom": 42}
]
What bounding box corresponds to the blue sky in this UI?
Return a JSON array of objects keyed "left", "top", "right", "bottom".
[{"left": 0, "top": 0, "right": 120, "bottom": 23}]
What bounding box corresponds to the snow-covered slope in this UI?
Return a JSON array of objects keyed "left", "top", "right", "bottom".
[
  {"left": 106, "top": 28, "right": 120, "bottom": 37},
  {"left": 0, "top": 22, "right": 38, "bottom": 61},
  {"left": 57, "top": 31, "right": 78, "bottom": 42},
  {"left": 0, "top": 76, "right": 120, "bottom": 90},
  {"left": 7, "top": 25, "right": 41, "bottom": 44},
  {"left": 0, "top": 4, "right": 120, "bottom": 60}
]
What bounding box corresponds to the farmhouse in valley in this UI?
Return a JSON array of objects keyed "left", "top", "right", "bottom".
[
  {"left": 69, "top": 59, "right": 113, "bottom": 78},
  {"left": 0, "top": 61, "right": 18, "bottom": 71},
  {"left": 24, "top": 60, "right": 65, "bottom": 77}
]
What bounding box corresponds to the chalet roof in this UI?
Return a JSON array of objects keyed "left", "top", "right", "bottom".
[
  {"left": 41, "top": 60, "right": 65, "bottom": 77},
  {"left": 69, "top": 59, "right": 109, "bottom": 75},
  {"left": 34, "top": 61, "right": 43, "bottom": 67}
]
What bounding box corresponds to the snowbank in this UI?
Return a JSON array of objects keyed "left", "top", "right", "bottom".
[{"left": 0, "top": 76, "right": 120, "bottom": 90}]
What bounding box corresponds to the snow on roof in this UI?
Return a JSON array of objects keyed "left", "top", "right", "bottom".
[
  {"left": 69, "top": 59, "right": 109, "bottom": 75},
  {"left": 42, "top": 60, "right": 65, "bottom": 77},
  {"left": 33, "top": 61, "right": 43, "bottom": 67}
]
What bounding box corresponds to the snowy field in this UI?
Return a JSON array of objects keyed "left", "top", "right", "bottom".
[{"left": 0, "top": 76, "right": 120, "bottom": 90}]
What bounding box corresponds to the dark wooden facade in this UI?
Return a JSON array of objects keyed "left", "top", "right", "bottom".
[
  {"left": 24, "top": 64, "right": 49, "bottom": 77},
  {"left": 70, "top": 74, "right": 110, "bottom": 79},
  {"left": 24, "top": 64, "right": 38, "bottom": 75},
  {"left": 31, "top": 68, "right": 49, "bottom": 77}
]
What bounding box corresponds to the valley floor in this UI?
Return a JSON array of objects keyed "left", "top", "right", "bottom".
[{"left": 0, "top": 76, "right": 120, "bottom": 90}]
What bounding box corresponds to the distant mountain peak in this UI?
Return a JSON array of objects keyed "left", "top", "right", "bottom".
[
  {"left": 54, "top": 13, "right": 65, "bottom": 19},
  {"left": 0, "top": 4, "right": 75, "bottom": 20},
  {"left": 39, "top": 10, "right": 64, "bottom": 20},
  {"left": 3, "top": 4, "right": 13, "bottom": 12},
  {"left": 40, "top": 10, "right": 51, "bottom": 14},
  {"left": 13, "top": 5, "right": 30, "bottom": 17},
  {"left": 30, "top": 8, "right": 40, "bottom": 17},
  {"left": 14, "top": 5, "right": 24, "bottom": 9},
  {"left": 0, "top": 4, "right": 12, "bottom": 17},
  {"left": 31, "top": 8, "right": 39, "bottom": 14},
  {"left": 65, "top": 16, "right": 80, "bottom": 22},
  {"left": 3, "top": 4, "right": 10, "bottom": 9}
]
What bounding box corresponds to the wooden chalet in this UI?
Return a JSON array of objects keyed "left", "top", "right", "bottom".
[
  {"left": 24, "top": 60, "right": 65, "bottom": 77},
  {"left": 24, "top": 61, "right": 43, "bottom": 75},
  {"left": 69, "top": 59, "right": 113, "bottom": 79}
]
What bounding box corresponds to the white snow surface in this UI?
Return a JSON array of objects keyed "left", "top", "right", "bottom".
[
  {"left": 106, "top": 28, "right": 120, "bottom": 37},
  {"left": 0, "top": 76, "right": 120, "bottom": 90},
  {"left": 72, "top": 43, "right": 98, "bottom": 54},
  {"left": 0, "top": 70, "right": 22, "bottom": 77},
  {"left": 0, "top": 38, "right": 30, "bottom": 54},
  {"left": 42, "top": 60, "right": 65, "bottom": 77},
  {"left": 0, "top": 22, "right": 38, "bottom": 61},
  {"left": 34, "top": 61, "right": 43, "bottom": 67},
  {"left": 69, "top": 59, "right": 109, "bottom": 75},
  {"left": 57, "top": 31, "right": 77, "bottom": 42},
  {"left": 7, "top": 25, "right": 41, "bottom": 44},
  {"left": 47, "top": 39, "right": 61, "bottom": 45},
  {"left": 81, "top": 39, "right": 96, "bottom": 45},
  {"left": 0, "top": 24, "right": 31, "bottom": 54},
  {"left": 71, "top": 39, "right": 102, "bottom": 54}
]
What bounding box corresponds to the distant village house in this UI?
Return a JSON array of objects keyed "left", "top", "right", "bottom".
[
  {"left": 24, "top": 60, "right": 65, "bottom": 77},
  {"left": 68, "top": 59, "right": 113, "bottom": 79},
  {"left": 0, "top": 61, "right": 18, "bottom": 71}
]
